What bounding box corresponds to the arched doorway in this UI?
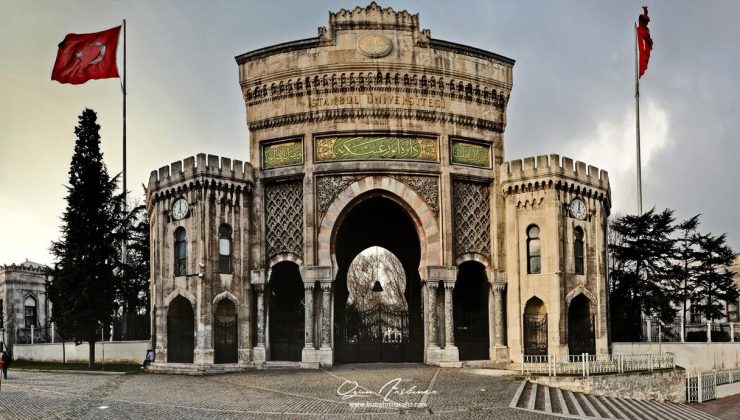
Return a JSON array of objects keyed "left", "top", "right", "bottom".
[
  {"left": 523, "top": 297, "right": 547, "bottom": 356},
  {"left": 167, "top": 295, "right": 194, "bottom": 363},
  {"left": 568, "top": 294, "right": 595, "bottom": 355},
  {"left": 214, "top": 299, "right": 238, "bottom": 363},
  {"left": 333, "top": 195, "right": 423, "bottom": 363},
  {"left": 269, "top": 261, "right": 304, "bottom": 361},
  {"left": 454, "top": 261, "right": 490, "bottom": 360}
]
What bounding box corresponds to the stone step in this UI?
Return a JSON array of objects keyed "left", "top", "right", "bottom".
[{"left": 510, "top": 380, "right": 720, "bottom": 420}]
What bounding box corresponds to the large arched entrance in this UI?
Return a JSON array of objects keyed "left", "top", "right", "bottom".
[
  {"left": 523, "top": 297, "right": 548, "bottom": 356},
  {"left": 167, "top": 295, "right": 194, "bottom": 363},
  {"left": 333, "top": 195, "right": 423, "bottom": 363},
  {"left": 269, "top": 261, "right": 304, "bottom": 361},
  {"left": 453, "top": 261, "right": 490, "bottom": 360},
  {"left": 214, "top": 299, "right": 238, "bottom": 363},
  {"left": 568, "top": 294, "right": 595, "bottom": 355}
]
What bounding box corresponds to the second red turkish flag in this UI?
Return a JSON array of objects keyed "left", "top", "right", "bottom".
[
  {"left": 636, "top": 7, "right": 653, "bottom": 78},
  {"left": 52, "top": 26, "right": 121, "bottom": 85}
]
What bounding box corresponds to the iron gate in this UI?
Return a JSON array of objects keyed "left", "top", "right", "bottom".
[
  {"left": 524, "top": 314, "right": 548, "bottom": 355},
  {"left": 568, "top": 314, "right": 595, "bottom": 355},
  {"left": 455, "top": 308, "right": 489, "bottom": 360},
  {"left": 270, "top": 309, "right": 304, "bottom": 361},
  {"left": 167, "top": 298, "right": 194, "bottom": 363},
  {"left": 214, "top": 314, "right": 238, "bottom": 364},
  {"left": 335, "top": 304, "right": 412, "bottom": 362}
]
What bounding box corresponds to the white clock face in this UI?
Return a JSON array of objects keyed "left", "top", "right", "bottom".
[
  {"left": 172, "top": 198, "right": 189, "bottom": 220},
  {"left": 569, "top": 198, "right": 587, "bottom": 220}
]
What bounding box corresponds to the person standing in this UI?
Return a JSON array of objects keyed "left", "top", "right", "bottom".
[{"left": 1, "top": 349, "right": 10, "bottom": 380}]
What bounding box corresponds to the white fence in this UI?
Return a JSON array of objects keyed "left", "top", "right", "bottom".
[
  {"left": 522, "top": 353, "right": 675, "bottom": 377},
  {"left": 686, "top": 368, "right": 740, "bottom": 403},
  {"left": 642, "top": 318, "right": 740, "bottom": 343}
]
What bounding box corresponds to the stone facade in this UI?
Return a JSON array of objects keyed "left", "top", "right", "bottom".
[
  {"left": 0, "top": 260, "right": 50, "bottom": 348},
  {"left": 147, "top": 2, "right": 611, "bottom": 368}
]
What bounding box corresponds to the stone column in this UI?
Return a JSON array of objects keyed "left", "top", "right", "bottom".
[
  {"left": 428, "top": 282, "right": 439, "bottom": 347},
  {"left": 444, "top": 282, "right": 455, "bottom": 347},
  {"left": 492, "top": 283, "right": 506, "bottom": 346},
  {"left": 320, "top": 282, "right": 332, "bottom": 348},
  {"left": 304, "top": 283, "right": 314, "bottom": 348},
  {"left": 255, "top": 284, "right": 266, "bottom": 347}
]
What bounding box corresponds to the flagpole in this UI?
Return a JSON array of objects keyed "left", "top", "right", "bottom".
[
  {"left": 634, "top": 22, "right": 643, "bottom": 215},
  {"left": 122, "top": 19, "right": 128, "bottom": 264}
]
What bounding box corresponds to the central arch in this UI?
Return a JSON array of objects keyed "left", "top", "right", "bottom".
[{"left": 332, "top": 194, "right": 424, "bottom": 363}]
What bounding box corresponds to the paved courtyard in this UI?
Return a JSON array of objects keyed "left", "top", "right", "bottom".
[{"left": 0, "top": 365, "right": 553, "bottom": 419}]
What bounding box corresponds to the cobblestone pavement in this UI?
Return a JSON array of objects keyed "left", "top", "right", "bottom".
[
  {"left": 0, "top": 365, "right": 553, "bottom": 419},
  {"left": 695, "top": 393, "right": 740, "bottom": 420}
]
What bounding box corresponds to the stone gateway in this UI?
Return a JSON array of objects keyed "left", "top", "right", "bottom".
[{"left": 146, "top": 2, "right": 611, "bottom": 369}]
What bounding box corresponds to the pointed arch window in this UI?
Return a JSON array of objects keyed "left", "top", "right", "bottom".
[
  {"left": 527, "top": 225, "right": 541, "bottom": 274},
  {"left": 574, "top": 227, "right": 585, "bottom": 275},
  {"left": 219, "top": 224, "right": 232, "bottom": 274},
  {"left": 175, "top": 227, "right": 187, "bottom": 276},
  {"left": 24, "top": 296, "right": 37, "bottom": 328}
]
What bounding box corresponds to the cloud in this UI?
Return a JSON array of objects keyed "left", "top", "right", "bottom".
[{"left": 563, "top": 100, "right": 670, "bottom": 214}]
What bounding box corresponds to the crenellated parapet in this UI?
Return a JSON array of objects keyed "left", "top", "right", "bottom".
[
  {"left": 0, "top": 261, "right": 49, "bottom": 276},
  {"left": 500, "top": 154, "right": 611, "bottom": 208},
  {"left": 327, "top": 2, "right": 420, "bottom": 33},
  {"left": 147, "top": 153, "right": 255, "bottom": 210}
]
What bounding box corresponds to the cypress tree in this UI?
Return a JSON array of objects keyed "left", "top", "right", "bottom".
[{"left": 49, "top": 108, "right": 122, "bottom": 368}]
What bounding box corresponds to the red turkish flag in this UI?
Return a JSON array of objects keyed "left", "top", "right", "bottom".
[
  {"left": 51, "top": 26, "right": 121, "bottom": 85},
  {"left": 636, "top": 7, "right": 653, "bottom": 78}
]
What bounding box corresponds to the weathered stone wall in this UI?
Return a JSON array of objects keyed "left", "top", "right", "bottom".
[
  {"left": 531, "top": 369, "right": 686, "bottom": 403},
  {"left": 14, "top": 340, "right": 148, "bottom": 364}
]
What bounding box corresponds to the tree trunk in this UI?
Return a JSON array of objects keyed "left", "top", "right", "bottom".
[{"left": 88, "top": 339, "right": 95, "bottom": 369}]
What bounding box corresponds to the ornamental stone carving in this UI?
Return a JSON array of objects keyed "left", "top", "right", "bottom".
[
  {"left": 395, "top": 175, "right": 439, "bottom": 215},
  {"left": 316, "top": 175, "right": 360, "bottom": 216},
  {"left": 265, "top": 180, "right": 304, "bottom": 258},
  {"left": 453, "top": 180, "right": 491, "bottom": 257}
]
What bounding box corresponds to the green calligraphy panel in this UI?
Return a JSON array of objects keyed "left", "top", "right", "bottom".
[
  {"left": 262, "top": 140, "right": 303, "bottom": 169},
  {"left": 315, "top": 136, "right": 438, "bottom": 162},
  {"left": 450, "top": 140, "right": 491, "bottom": 168}
]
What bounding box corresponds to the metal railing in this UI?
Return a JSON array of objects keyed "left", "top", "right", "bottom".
[
  {"left": 641, "top": 318, "right": 739, "bottom": 343},
  {"left": 686, "top": 368, "right": 740, "bottom": 403},
  {"left": 522, "top": 352, "right": 675, "bottom": 377}
]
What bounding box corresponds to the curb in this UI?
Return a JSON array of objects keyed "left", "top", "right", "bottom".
[{"left": 13, "top": 368, "right": 129, "bottom": 375}]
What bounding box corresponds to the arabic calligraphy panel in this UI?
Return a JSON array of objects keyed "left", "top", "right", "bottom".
[
  {"left": 450, "top": 140, "right": 491, "bottom": 168},
  {"left": 315, "top": 136, "right": 438, "bottom": 162},
  {"left": 263, "top": 140, "right": 303, "bottom": 169}
]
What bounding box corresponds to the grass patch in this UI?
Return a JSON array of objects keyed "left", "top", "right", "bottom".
[{"left": 12, "top": 360, "right": 141, "bottom": 373}]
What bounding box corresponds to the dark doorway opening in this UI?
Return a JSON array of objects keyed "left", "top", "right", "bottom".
[
  {"left": 523, "top": 297, "right": 548, "bottom": 356},
  {"left": 454, "top": 261, "right": 490, "bottom": 360},
  {"left": 167, "top": 295, "right": 194, "bottom": 363},
  {"left": 214, "top": 299, "right": 238, "bottom": 364},
  {"left": 269, "top": 261, "right": 304, "bottom": 361},
  {"left": 568, "top": 294, "right": 595, "bottom": 355},
  {"left": 333, "top": 195, "right": 423, "bottom": 363}
]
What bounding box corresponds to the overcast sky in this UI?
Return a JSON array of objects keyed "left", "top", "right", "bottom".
[{"left": 2, "top": 0, "right": 739, "bottom": 266}]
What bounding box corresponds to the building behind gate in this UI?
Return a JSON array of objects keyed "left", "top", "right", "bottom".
[{"left": 147, "top": 2, "right": 611, "bottom": 368}]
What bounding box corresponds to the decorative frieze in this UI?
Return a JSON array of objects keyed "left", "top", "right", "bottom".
[
  {"left": 453, "top": 180, "right": 491, "bottom": 257},
  {"left": 264, "top": 180, "right": 304, "bottom": 258},
  {"left": 248, "top": 108, "right": 505, "bottom": 133}
]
